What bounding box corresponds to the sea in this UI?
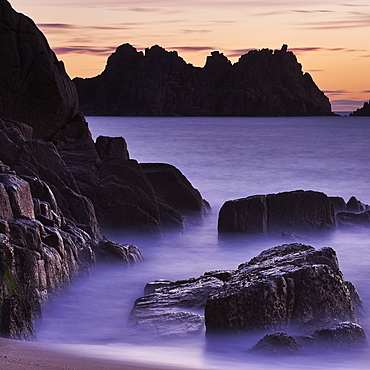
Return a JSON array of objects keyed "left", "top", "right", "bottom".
[{"left": 35, "top": 116, "right": 370, "bottom": 369}]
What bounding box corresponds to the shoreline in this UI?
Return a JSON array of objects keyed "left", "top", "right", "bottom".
[{"left": 0, "top": 337, "right": 197, "bottom": 370}]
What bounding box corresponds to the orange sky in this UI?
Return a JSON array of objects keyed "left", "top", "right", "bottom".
[{"left": 10, "top": 0, "right": 370, "bottom": 111}]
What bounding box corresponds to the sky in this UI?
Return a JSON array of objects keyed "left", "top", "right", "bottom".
[{"left": 10, "top": 0, "right": 370, "bottom": 112}]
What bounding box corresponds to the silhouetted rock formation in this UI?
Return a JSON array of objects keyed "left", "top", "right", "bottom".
[
  {"left": 74, "top": 43, "right": 333, "bottom": 117},
  {"left": 351, "top": 100, "right": 370, "bottom": 116},
  {"left": 0, "top": 1, "right": 87, "bottom": 140},
  {"left": 129, "top": 243, "right": 366, "bottom": 350}
]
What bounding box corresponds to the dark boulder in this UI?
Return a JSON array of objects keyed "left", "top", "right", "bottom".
[
  {"left": 218, "top": 190, "right": 335, "bottom": 235},
  {"left": 329, "top": 196, "right": 346, "bottom": 213},
  {"left": 346, "top": 196, "right": 368, "bottom": 213},
  {"left": 140, "top": 163, "right": 210, "bottom": 215},
  {"left": 93, "top": 237, "right": 142, "bottom": 264},
  {"left": 205, "top": 244, "right": 360, "bottom": 335},
  {"left": 249, "top": 333, "right": 303, "bottom": 356},
  {"left": 74, "top": 44, "right": 333, "bottom": 117},
  {"left": 129, "top": 243, "right": 365, "bottom": 349},
  {"left": 0, "top": 1, "right": 81, "bottom": 140},
  {"left": 311, "top": 321, "right": 368, "bottom": 349}
]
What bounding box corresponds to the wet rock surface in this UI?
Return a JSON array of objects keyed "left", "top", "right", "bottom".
[
  {"left": 74, "top": 43, "right": 332, "bottom": 117},
  {"left": 129, "top": 275, "right": 225, "bottom": 337},
  {"left": 130, "top": 243, "right": 366, "bottom": 351},
  {"left": 249, "top": 333, "right": 303, "bottom": 356}
]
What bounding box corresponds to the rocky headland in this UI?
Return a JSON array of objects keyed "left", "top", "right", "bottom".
[
  {"left": 74, "top": 43, "right": 333, "bottom": 117},
  {"left": 351, "top": 100, "right": 370, "bottom": 116},
  {"left": 0, "top": 1, "right": 207, "bottom": 339}
]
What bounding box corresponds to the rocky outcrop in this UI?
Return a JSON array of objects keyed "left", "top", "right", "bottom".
[
  {"left": 0, "top": 148, "right": 144, "bottom": 339},
  {"left": 205, "top": 244, "right": 363, "bottom": 335},
  {"left": 218, "top": 191, "right": 370, "bottom": 234},
  {"left": 129, "top": 243, "right": 366, "bottom": 351},
  {"left": 351, "top": 100, "right": 370, "bottom": 116},
  {"left": 218, "top": 190, "right": 335, "bottom": 235},
  {"left": 74, "top": 43, "right": 333, "bottom": 117},
  {"left": 58, "top": 137, "right": 206, "bottom": 230},
  {"left": 129, "top": 273, "right": 228, "bottom": 337},
  {"left": 0, "top": 1, "right": 91, "bottom": 141}
]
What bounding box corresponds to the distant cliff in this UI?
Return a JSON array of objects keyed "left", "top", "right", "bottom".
[
  {"left": 351, "top": 100, "right": 370, "bottom": 116},
  {"left": 74, "top": 43, "right": 333, "bottom": 117}
]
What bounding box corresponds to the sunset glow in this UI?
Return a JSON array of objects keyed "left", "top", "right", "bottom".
[{"left": 10, "top": 0, "right": 370, "bottom": 112}]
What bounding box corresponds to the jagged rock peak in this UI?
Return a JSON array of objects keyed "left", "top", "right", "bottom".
[
  {"left": 350, "top": 100, "right": 370, "bottom": 116},
  {"left": 74, "top": 42, "right": 333, "bottom": 116}
]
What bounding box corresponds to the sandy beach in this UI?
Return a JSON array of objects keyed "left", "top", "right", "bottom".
[{"left": 0, "top": 337, "right": 195, "bottom": 369}]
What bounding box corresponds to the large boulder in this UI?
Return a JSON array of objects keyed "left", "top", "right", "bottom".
[
  {"left": 129, "top": 243, "right": 365, "bottom": 350},
  {"left": 0, "top": 1, "right": 87, "bottom": 140},
  {"left": 205, "top": 243, "right": 362, "bottom": 336},
  {"left": 140, "top": 163, "right": 210, "bottom": 215},
  {"left": 74, "top": 44, "right": 333, "bottom": 117},
  {"left": 218, "top": 190, "right": 335, "bottom": 235}
]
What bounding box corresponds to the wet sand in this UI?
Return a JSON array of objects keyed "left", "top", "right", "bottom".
[{"left": 0, "top": 337, "right": 194, "bottom": 369}]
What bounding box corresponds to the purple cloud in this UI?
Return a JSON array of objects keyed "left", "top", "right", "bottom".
[
  {"left": 52, "top": 46, "right": 117, "bottom": 55},
  {"left": 323, "top": 90, "right": 351, "bottom": 95}
]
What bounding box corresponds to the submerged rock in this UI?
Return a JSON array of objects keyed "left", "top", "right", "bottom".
[
  {"left": 74, "top": 44, "right": 332, "bottom": 117},
  {"left": 249, "top": 333, "right": 303, "bottom": 356},
  {"left": 129, "top": 275, "right": 225, "bottom": 337}
]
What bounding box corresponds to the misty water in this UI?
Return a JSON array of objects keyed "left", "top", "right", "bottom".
[{"left": 35, "top": 116, "right": 370, "bottom": 369}]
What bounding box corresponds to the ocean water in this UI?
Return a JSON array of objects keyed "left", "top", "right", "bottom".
[{"left": 36, "top": 116, "right": 370, "bottom": 369}]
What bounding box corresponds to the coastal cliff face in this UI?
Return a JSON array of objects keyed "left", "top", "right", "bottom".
[
  {"left": 0, "top": 1, "right": 86, "bottom": 140},
  {"left": 74, "top": 43, "right": 332, "bottom": 116},
  {"left": 0, "top": 1, "right": 208, "bottom": 339}
]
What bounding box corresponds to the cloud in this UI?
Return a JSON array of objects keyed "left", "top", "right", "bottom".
[
  {"left": 323, "top": 90, "right": 351, "bottom": 95},
  {"left": 331, "top": 99, "right": 364, "bottom": 105},
  {"left": 292, "top": 9, "right": 333, "bottom": 13},
  {"left": 362, "top": 90, "right": 370, "bottom": 93},
  {"left": 181, "top": 29, "right": 211, "bottom": 34},
  {"left": 128, "top": 7, "right": 161, "bottom": 12},
  {"left": 52, "top": 46, "right": 117, "bottom": 55},
  {"left": 303, "top": 11, "right": 370, "bottom": 30},
  {"left": 169, "top": 46, "right": 215, "bottom": 52},
  {"left": 37, "top": 22, "right": 142, "bottom": 32}
]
